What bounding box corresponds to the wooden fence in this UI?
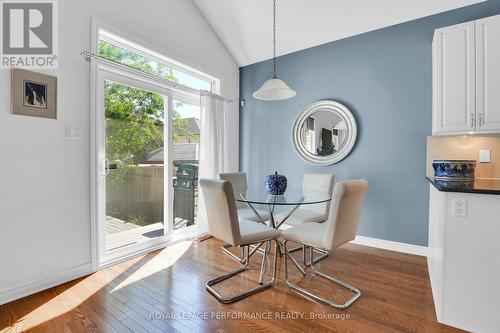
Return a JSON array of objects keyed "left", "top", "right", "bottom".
[
  {"left": 106, "top": 164, "right": 198, "bottom": 227},
  {"left": 106, "top": 165, "right": 164, "bottom": 224}
]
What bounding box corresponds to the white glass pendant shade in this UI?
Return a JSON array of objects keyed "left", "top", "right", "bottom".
[{"left": 252, "top": 77, "right": 296, "bottom": 101}]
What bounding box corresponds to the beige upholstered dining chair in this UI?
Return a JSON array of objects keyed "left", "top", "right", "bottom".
[
  {"left": 199, "top": 179, "right": 281, "bottom": 303},
  {"left": 274, "top": 173, "right": 334, "bottom": 226},
  {"left": 281, "top": 179, "right": 368, "bottom": 308},
  {"left": 218, "top": 172, "right": 271, "bottom": 223},
  {"left": 218, "top": 172, "right": 272, "bottom": 262}
]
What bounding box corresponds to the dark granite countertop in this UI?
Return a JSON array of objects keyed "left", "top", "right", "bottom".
[{"left": 426, "top": 177, "right": 500, "bottom": 195}]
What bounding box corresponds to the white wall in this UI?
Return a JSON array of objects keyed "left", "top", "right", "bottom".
[{"left": 0, "top": 0, "right": 239, "bottom": 304}]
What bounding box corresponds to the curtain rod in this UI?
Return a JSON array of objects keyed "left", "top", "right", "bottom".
[{"left": 81, "top": 51, "right": 234, "bottom": 103}]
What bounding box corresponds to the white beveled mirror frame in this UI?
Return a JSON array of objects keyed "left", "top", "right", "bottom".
[{"left": 292, "top": 100, "right": 357, "bottom": 165}]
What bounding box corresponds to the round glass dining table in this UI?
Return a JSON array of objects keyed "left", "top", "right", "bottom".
[{"left": 236, "top": 188, "right": 332, "bottom": 229}]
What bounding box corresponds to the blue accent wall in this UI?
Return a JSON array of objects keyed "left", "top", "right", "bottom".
[{"left": 239, "top": 1, "right": 500, "bottom": 246}]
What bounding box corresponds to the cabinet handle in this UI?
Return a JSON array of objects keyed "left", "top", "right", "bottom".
[
  {"left": 471, "top": 113, "right": 475, "bottom": 128},
  {"left": 478, "top": 113, "right": 483, "bottom": 127}
]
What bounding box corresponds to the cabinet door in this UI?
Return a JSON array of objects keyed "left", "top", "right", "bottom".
[
  {"left": 433, "top": 22, "right": 476, "bottom": 135},
  {"left": 476, "top": 15, "right": 500, "bottom": 133}
]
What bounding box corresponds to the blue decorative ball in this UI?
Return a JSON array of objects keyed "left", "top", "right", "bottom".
[{"left": 265, "top": 171, "right": 287, "bottom": 195}]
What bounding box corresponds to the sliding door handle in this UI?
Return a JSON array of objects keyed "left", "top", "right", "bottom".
[
  {"left": 104, "top": 159, "right": 118, "bottom": 175},
  {"left": 105, "top": 158, "right": 110, "bottom": 175}
]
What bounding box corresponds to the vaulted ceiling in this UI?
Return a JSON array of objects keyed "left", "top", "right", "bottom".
[{"left": 193, "top": 0, "right": 485, "bottom": 67}]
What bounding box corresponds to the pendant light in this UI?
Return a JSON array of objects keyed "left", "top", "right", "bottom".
[{"left": 253, "top": 0, "right": 296, "bottom": 101}]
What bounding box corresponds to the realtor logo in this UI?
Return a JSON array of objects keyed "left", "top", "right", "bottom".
[{"left": 1, "top": 0, "right": 58, "bottom": 68}]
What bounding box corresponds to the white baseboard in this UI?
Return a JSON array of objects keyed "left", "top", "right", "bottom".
[
  {"left": 352, "top": 235, "right": 428, "bottom": 257},
  {"left": 0, "top": 263, "right": 92, "bottom": 306}
]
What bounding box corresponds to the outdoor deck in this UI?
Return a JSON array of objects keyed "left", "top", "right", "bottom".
[
  {"left": 106, "top": 216, "right": 140, "bottom": 235},
  {"left": 105, "top": 216, "right": 195, "bottom": 252}
]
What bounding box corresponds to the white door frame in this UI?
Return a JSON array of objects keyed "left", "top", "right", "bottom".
[
  {"left": 89, "top": 21, "right": 208, "bottom": 272},
  {"left": 92, "top": 62, "right": 176, "bottom": 269},
  {"left": 91, "top": 61, "right": 201, "bottom": 270}
]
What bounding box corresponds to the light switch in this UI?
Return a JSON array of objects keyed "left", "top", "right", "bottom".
[
  {"left": 479, "top": 149, "right": 491, "bottom": 163},
  {"left": 66, "top": 124, "right": 81, "bottom": 140},
  {"left": 451, "top": 198, "right": 467, "bottom": 217}
]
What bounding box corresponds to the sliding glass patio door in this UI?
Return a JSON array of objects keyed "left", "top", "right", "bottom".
[
  {"left": 95, "top": 64, "right": 200, "bottom": 266},
  {"left": 171, "top": 99, "right": 201, "bottom": 231}
]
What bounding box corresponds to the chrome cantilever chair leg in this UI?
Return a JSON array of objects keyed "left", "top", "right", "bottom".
[
  {"left": 221, "top": 243, "right": 244, "bottom": 262},
  {"left": 287, "top": 234, "right": 329, "bottom": 263},
  {"left": 283, "top": 240, "right": 361, "bottom": 309},
  {"left": 302, "top": 245, "right": 329, "bottom": 265},
  {"left": 312, "top": 248, "right": 330, "bottom": 264},
  {"left": 258, "top": 241, "right": 270, "bottom": 284},
  {"left": 221, "top": 241, "right": 265, "bottom": 263},
  {"left": 207, "top": 240, "right": 279, "bottom": 304}
]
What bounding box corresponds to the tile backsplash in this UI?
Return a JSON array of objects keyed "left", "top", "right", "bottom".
[{"left": 426, "top": 135, "right": 500, "bottom": 179}]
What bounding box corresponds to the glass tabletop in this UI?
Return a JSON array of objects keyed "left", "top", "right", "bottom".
[{"left": 236, "top": 188, "right": 331, "bottom": 206}]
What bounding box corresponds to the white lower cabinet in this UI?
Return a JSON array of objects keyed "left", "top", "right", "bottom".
[{"left": 428, "top": 185, "right": 500, "bottom": 332}]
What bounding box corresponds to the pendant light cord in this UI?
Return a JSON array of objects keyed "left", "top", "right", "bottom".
[
  {"left": 252, "top": 0, "right": 295, "bottom": 99},
  {"left": 272, "top": 0, "right": 277, "bottom": 79}
]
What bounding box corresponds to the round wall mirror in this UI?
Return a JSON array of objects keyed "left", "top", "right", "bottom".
[{"left": 292, "top": 100, "right": 357, "bottom": 165}]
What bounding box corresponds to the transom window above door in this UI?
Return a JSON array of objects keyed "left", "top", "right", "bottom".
[{"left": 98, "top": 29, "right": 217, "bottom": 93}]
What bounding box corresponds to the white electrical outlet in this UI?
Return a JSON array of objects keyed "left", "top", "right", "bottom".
[
  {"left": 479, "top": 149, "right": 491, "bottom": 163},
  {"left": 451, "top": 198, "right": 467, "bottom": 217}
]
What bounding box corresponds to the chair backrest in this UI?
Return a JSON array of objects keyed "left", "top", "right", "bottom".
[
  {"left": 199, "top": 179, "right": 241, "bottom": 246},
  {"left": 323, "top": 180, "right": 368, "bottom": 251},
  {"left": 302, "top": 173, "right": 335, "bottom": 215},
  {"left": 218, "top": 172, "right": 247, "bottom": 208}
]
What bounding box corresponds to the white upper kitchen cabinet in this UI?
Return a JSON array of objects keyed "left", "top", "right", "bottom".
[
  {"left": 433, "top": 21, "right": 475, "bottom": 135},
  {"left": 476, "top": 15, "right": 500, "bottom": 133},
  {"left": 433, "top": 14, "right": 500, "bottom": 135}
]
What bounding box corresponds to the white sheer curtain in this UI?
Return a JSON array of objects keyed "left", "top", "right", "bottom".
[{"left": 197, "top": 91, "right": 231, "bottom": 235}]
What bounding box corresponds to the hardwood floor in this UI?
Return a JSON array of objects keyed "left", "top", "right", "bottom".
[{"left": 0, "top": 239, "right": 466, "bottom": 333}]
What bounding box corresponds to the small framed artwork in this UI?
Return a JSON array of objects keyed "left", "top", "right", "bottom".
[{"left": 11, "top": 68, "right": 57, "bottom": 119}]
